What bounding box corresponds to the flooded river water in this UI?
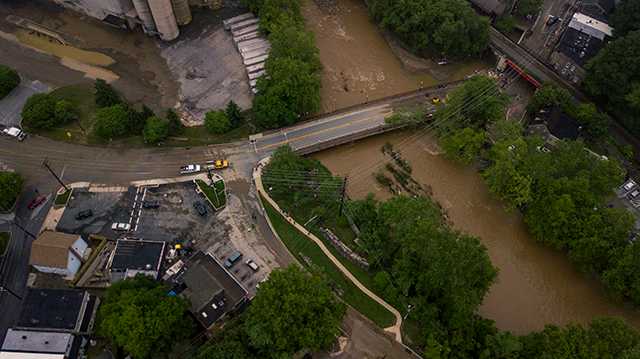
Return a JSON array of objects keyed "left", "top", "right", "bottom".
[{"left": 313, "top": 132, "right": 640, "bottom": 334}]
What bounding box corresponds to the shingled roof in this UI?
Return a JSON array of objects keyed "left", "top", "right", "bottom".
[{"left": 29, "top": 231, "right": 79, "bottom": 269}]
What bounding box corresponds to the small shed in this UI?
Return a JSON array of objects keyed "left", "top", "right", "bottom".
[{"left": 29, "top": 232, "right": 88, "bottom": 279}]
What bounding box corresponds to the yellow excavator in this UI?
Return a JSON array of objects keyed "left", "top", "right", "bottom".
[{"left": 206, "top": 159, "right": 229, "bottom": 170}]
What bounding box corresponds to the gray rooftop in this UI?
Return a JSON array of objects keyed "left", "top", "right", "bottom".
[
  {"left": 1, "top": 329, "right": 73, "bottom": 354},
  {"left": 182, "top": 262, "right": 224, "bottom": 312}
]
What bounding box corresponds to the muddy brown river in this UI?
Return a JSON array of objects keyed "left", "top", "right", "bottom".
[{"left": 314, "top": 132, "right": 640, "bottom": 334}]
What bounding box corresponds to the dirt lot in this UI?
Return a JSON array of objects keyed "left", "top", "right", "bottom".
[{"left": 0, "top": 1, "right": 251, "bottom": 118}]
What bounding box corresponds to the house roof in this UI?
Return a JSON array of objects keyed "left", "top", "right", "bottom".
[
  {"left": 16, "top": 289, "right": 88, "bottom": 332},
  {"left": 545, "top": 107, "right": 581, "bottom": 140},
  {"left": 569, "top": 12, "right": 613, "bottom": 40},
  {"left": 110, "top": 240, "right": 165, "bottom": 272},
  {"left": 1, "top": 329, "right": 73, "bottom": 354},
  {"left": 181, "top": 252, "right": 248, "bottom": 328},
  {"left": 29, "top": 232, "right": 79, "bottom": 269}
]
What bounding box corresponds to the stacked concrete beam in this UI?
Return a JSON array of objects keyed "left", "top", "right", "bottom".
[{"left": 224, "top": 12, "right": 271, "bottom": 94}]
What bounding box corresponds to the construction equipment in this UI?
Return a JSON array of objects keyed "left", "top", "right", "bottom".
[{"left": 206, "top": 159, "right": 229, "bottom": 170}]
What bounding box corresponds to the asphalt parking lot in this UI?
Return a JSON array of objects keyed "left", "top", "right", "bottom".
[
  {"left": 55, "top": 180, "right": 273, "bottom": 293},
  {"left": 0, "top": 78, "right": 49, "bottom": 128}
]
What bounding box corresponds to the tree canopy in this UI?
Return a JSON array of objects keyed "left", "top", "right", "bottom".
[
  {"left": 0, "top": 64, "right": 19, "bottom": 99},
  {"left": 97, "top": 275, "right": 193, "bottom": 359},
  {"left": 245, "top": 266, "right": 346, "bottom": 357},
  {"left": 0, "top": 171, "right": 23, "bottom": 212},
  {"left": 204, "top": 110, "right": 231, "bottom": 134},
  {"left": 584, "top": 31, "right": 640, "bottom": 135},
  {"left": 611, "top": 0, "right": 640, "bottom": 37},
  {"left": 367, "top": 0, "right": 490, "bottom": 59},
  {"left": 94, "top": 79, "right": 121, "bottom": 108},
  {"left": 143, "top": 116, "right": 169, "bottom": 144},
  {"left": 92, "top": 104, "right": 131, "bottom": 140},
  {"left": 21, "top": 93, "right": 76, "bottom": 130}
]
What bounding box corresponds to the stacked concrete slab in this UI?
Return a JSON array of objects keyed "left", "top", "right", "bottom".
[{"left": 223, "top": 13, "right": 269, "bottom": 94}]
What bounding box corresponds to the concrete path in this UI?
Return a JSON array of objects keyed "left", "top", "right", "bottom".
[{"left": 253, "top": 158, "right": 404, "bottom": 343}]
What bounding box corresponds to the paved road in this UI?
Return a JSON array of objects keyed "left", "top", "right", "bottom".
[{"left": 0, "top": 78, "right": 49, "bottom": 128}]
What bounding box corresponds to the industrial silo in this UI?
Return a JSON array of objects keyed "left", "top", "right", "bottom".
[
  {"left": 148, "top": 0, "right": 180, "bottom": 41},
  {"left": 171, "top": 0, "right": 192, "bottom": 26},
  {"left": 132, "top": 0, "right": 157, "bottom": 32}
]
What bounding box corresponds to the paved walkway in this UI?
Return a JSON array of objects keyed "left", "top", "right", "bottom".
[{"left": 253, "top": 158, "right": 403, "bottom": 343}]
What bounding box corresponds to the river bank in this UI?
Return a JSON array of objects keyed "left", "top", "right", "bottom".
[{"left": 313, "top": 131, "right": 640, "bottom": 334}]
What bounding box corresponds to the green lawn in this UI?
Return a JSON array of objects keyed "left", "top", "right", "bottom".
[
  {"left": 54, "top": 189, "right": 72, "bottom": 206},
  {"left": 261, "top": 194, "right": 395, "bottom": 328},
  {"left": 0, "top": 232, "right": 9, "bottom": 256},
  {"left": 196, "top": 179, "right": 226, "bottom": 209}
]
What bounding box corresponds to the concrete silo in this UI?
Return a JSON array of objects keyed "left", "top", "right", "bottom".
[
  {"left": 132, "top": 0, "right": 157, "bottom": 32},
  {"left": 171, "top": 0, "right": 192, "bottom": 26},
  {"left": 148, "top": 0, "right": 180, "bottom": 41}
]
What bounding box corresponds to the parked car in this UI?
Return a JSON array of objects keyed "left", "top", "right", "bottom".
[
  {"left": 180, "top": 164, "right": 201, "bottom": 175},
  {"left": 142, "top": 200, "right": 160, "bottom": 209},
  {"left": 245, "top": 259, "right": 259, "bottom": 272},
  {"left": 224, "top": 251, "right": 243, "bottom": 269},
  {"left": 111, "top": 222, "right": 131, "bottom": 231},
  {"left": 2, "top": 126, "right": 26, "bottom": 141},
  {"left": 27, "top": 196, "right": 47, "bottom": 210},
  {"left": 75, "top": 209, "right": 93, "bottom": 220},
  {"left": 193, "top": 201, "right": 208, "bottom": 216}
]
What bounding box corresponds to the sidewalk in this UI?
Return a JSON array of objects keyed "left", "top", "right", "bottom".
[{"left": 252, "top": 158, "right": 404, "bottom": 343}]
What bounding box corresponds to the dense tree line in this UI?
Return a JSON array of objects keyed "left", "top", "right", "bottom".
[
  {"left": 611, "top": 0, "right": 640, "bottom": 38},
  {"left": 97, "top": 276, "right": 194, "bottom": 359},
  {"left": 245, "top": 0, "right": 322, "bottom": 129},
  {"left": 204, "top": 101, "right": 243, "bottom": 134},
  {"left": 91, "top": 79, "right": 182, "bottom": 143},
  {"left": 0, "top": 171, "right": 23, "bottom": 211},
  {"left": 0, "top": 64, "right": 19, "bottom": 100},
  {"left": 197, "top": 266, "right": 345, "bottom": 359},
  {"left": 21, "top": 93, "right": 77, "bottom": 131},
  {"left": 366, "top": 0, "right": 490, "bottom": 59},
  {"left": 584, "top": 30, "right": 640, "bottom": 135}
]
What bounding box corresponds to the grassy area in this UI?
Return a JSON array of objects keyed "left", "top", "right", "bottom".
[
  {"left": 196, "top": 179, "right": 226, "bottom": 209},
  {"left": 261, "top": 194, "right": 395, "bottom": 328},
  {"left": 35, "top": 84, "right": 253, "bottom": 147},
  {"left": 54, "top": 189, "right": 72, "bottom": 206},
  {"left": 0, "top": 232, "right": 9, "bottom": 256}
]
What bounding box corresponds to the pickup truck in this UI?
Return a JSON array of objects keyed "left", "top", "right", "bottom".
[
  {"left": 2, "top": 126, "right": 26, "bottom": 141},
  {"left": 179, "top": 164, "right": 201, "bottom": 175}
]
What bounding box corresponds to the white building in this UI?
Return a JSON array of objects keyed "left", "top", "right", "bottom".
[
  {"left": 568, "top": 12, "right": 613, "bottom": 40},
  {"left": 0, "top": 329, "right": 77, "bottom": 359},
  {"left": 29, "top": 232, "right": 88, "bottom": 279}
]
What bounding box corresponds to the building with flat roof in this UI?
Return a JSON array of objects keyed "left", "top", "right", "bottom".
[
  {"left": 16, "top": 289, "right": 98, "bottom": 334},
  {"left": 108, "top": 239, "right": 166, "bottom": 282},
  {"left": 0, "top": 329, "right": 79, "bottom": 359},
  {"left": 29, "top": 232, "right": 88, "bottom": 279},
  {"left": 568, "top": 12, "right": 613, "bottom": 40},
  {"left": 180, "top": 252, "right": 248, "bottom": 328}
]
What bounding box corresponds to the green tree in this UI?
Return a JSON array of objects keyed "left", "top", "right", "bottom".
[
  {"left": 204, "top": 110, "right": 231, "bottom": 134},
  {"left": 515, "top": 0, "right": 543, "bottom": 16},
  {"left": 603, "top": 241, "right": 640, "bottom": 302},
  {"left": 225, "top": 101, "right": 243, "bottom": 128},
  {"left": 245, "top": 266, "right": 345, "bottom": 358},
  {"left": 54, "top": 99, "right": 77, "bottom": 124},
  {"left": 367, "top": 0, "right": 490, "bottom": 59},
  {"left": 527, "top": 84, "right": 574, "bottom": 113},
  {"left": 97, "top": 275, "right": 193, "bottom": 359},
  {"left": 92, "top": 104, "right": 130, "bottom": 140},
  {"left": 269, "top": 24, "right": 321, "bottom": 71},
  {"left": 254, "top": 57, "right": 321, "bottom": 129},
  {"left": 574, "top": 102, "right": 609, "bottom": 139},
  {"left": 166, "top": 109, "right": 183, "bottom": 135},
  {"left": 0, "top": 64, "right": 20, "bottom": 99},
  {"left": 626, "top": 84, "right": 640, "bottom": 111},
  {"left": 94, "top": 79, "right": 121, "bottom": 108},
  {"left": 611, "top": 0, "right": 640, "bottom": 37},
  {"left": 143, "top": 116, "right": 169, "bottom": 145},
  {"left": 21, "top": 93, "right": 58, "bottom": 130},
  {"left": 0, "top": 171, "right": 23, "bottom": 211},
  {"left": 437, "top": 75, "right": 508, "bottom": 131},
  {"left": 196, "top": 316, "right": 257, "bottom": 359},
  {"left": 440, "top": 127, "right": 486, "bottom": 164}
]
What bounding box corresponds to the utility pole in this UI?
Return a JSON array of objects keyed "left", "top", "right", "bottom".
[
  {"left": 42, "top": 158, "right": 69, "bottom": 192},
  {"left": 11, "top": 219, "right": 36, "bottom": 240},
  {"left": 338, "top": 177, "right": 348, "bottom": 216}
]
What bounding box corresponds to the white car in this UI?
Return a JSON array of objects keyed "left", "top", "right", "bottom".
[
  {"left": 111, "top": 222, "right": 131, "bottom": 231},
  {"left": 179, "top": 164, "right": 201, "bottom": 175},
  {"left": 245, "top": 259, "right": 259, "bottom": 272},
  {"left": 2, "top": 127, "right": 26, "bottom": 141}
]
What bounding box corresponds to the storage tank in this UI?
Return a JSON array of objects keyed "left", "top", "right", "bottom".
[
  {"left": 148, "top": 0, "right": 180, "bottom": 41},
  {"left": 132, "top": 0, "right": 157, "bottom": 32},
  {"left": 171, "top": 0, "right": 192, "bottom": 26}
]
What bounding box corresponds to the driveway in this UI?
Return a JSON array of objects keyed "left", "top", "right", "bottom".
[{"left": 0, "top": 78, "right": 49, "bottom": 128}]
